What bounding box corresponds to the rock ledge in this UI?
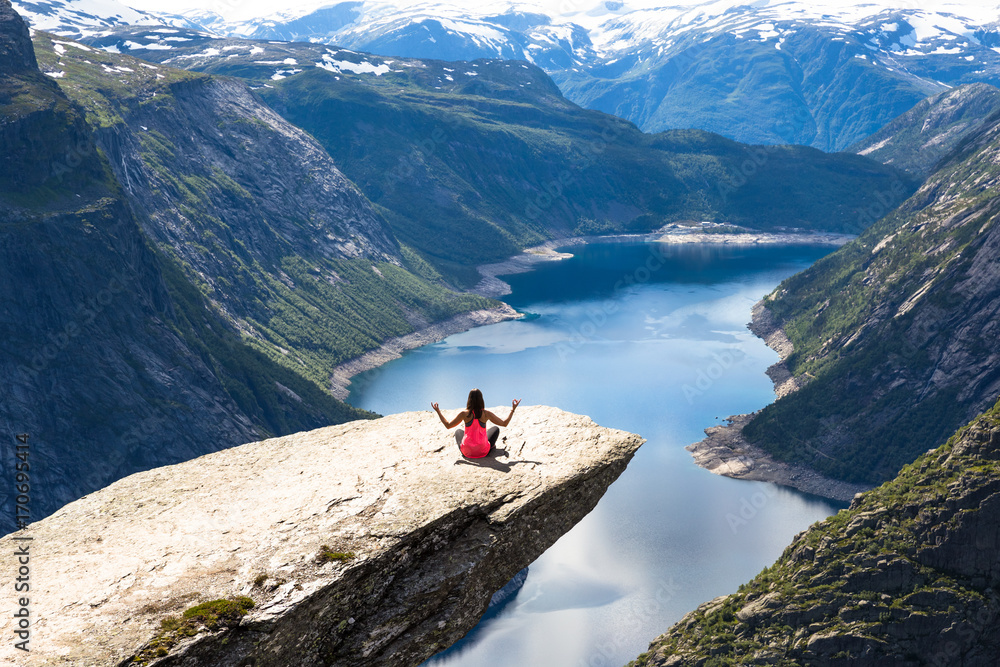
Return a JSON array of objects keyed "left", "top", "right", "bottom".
[{"left": 0, "top": 406, "right": 642, "bottom": 666}]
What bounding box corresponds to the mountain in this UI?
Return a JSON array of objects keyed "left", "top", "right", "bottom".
[
  {"left": 0, "top": 0, "right": 369, "bottom": 535},
  {"left": 143, "top": 0, "right": 1000, "bottom": 152},
  {"left": 630, "top": 395, "right": 1000, "bottom": 666},
  {"left": 736, "top": 98, "right": 1000, "bottom": 487},
  {"left": 29, "top": 28, "right": 497, "bottom": 389},
  {"left": 82, "top": 27, "right": 917, "bottom": 286},
  {"left": 551, "top": 2, "right": 1000, "bottom": 151},
  {"left": 9, "top": 0, "right": 164, "bottom": 37},
  {"left": 850, "top": 82, "right": 1000, "bottom": 176}
]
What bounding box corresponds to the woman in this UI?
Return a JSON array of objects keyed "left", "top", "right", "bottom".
[{"left": 432, "top": 389, "right": 521, "bottom": 458}]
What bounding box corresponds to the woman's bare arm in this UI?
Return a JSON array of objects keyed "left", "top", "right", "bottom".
[
  {"left": 432, "top": 403, "right": 468, "bottom": 429},
  {"left": 486, "top": 399, "right": 521, "bottom": 427}
]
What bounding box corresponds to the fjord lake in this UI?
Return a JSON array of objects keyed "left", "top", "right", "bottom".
[{"left": 348, "top": 242, "right": 844, "bottom": 667}]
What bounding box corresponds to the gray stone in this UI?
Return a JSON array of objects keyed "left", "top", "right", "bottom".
[{"left": 0, "top": 406, "right": 642, "bottom": 666}]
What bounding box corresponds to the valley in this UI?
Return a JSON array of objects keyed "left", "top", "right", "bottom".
[{"left": 3, "top": 0, "right": 1000, "bottom": 664}]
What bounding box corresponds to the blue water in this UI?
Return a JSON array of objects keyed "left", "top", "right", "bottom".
[{"left": 348, "top": 242, "right": 844, "bottom": 667}]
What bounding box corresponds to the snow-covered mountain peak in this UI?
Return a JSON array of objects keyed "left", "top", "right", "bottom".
[{"left": 12, "top": 0, "right": 165, "bottom": 37}]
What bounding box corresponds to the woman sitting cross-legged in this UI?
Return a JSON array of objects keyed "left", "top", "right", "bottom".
[{"left": 431, "top": 389, "right": 520, "bottom": 458}]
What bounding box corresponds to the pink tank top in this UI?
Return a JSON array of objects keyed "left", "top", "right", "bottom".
[{"left": 461, "top": 413, "right": 490, "bottom": 458}]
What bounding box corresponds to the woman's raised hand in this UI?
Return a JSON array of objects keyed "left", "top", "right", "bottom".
[
  {"left": 431, "top": 402, "right": 440, "bottom": 412},
  {"left": 512, "top": 399, "right": 521, "bottom": 409}
]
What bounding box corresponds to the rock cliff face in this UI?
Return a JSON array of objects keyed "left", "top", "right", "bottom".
[
  {"left": 0, "top": 0, "right": 33, "bottom": 71},
  {"left": 29, "top": 30, "right": 496, "bottom": 390},
  {"left": 631, "top": 396, "right": 1000, "bottom": 666},
  {"left": 0, "top": 406, "right": 643, "bottom": 666},
  {"left": 739, "top": 99, "right": 1000, "bottom": 486},
  {"left": 0, "top": 1, "right": 376, "bottom": 536},
  {"left": 849, "top": 83, "right": 1000, "bottom": 177}
]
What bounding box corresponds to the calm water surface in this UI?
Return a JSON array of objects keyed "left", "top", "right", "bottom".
[{"left": 348, "top": 243, "right": 844, "bottom": 667}]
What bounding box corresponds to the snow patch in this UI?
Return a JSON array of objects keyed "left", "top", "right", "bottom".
[
  {"left": 271, "top": 68, "right": 302, "bottom": 80},
  {"left": 53, "top": 40, "right": 92, "bottom": 52},
  {"left": 125, "top": 40, "right": 173, "bottom": 51},
  {"left": 317, "top": 54, "right": 391, "bottom": 76}
]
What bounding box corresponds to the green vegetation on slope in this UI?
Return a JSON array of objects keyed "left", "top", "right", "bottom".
[
  {"left": 159, "top": 250, "right": 374, "bottom": 432},
  {"left": 92, "top": 30, "right": 917, "bottom": 287},
  {"left": 631, "top": 397, "right": 1000, "bottom": 666},
  {"left": 265, "top": 61, "right": 916, "bottom": 286},
  {"left": 741, "top": 107, "right": 1000, "bottom": 485},
  {"left": 33, "top": 31, "right": 497, "bottom": 390}
]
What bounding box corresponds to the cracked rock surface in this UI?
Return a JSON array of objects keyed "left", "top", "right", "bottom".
[{"left": 0, "top": 406, "right": 642, "bottom": 666}]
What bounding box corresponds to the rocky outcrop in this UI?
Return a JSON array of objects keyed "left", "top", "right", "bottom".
[
  {"left": 849, "top": 83, "right": 1000, "bottom": 177},
  {"left": 0, "top": 406, "right": 642, "bottom": 666},
  {"left": 631, "top": 396, "right": 1000, "bottom": 666},
  {"left": 0, "top": 0, "right": 35, "bottom": 71},
  {"left": 685, "top": 414, "right": 871, "bottom": 502}
]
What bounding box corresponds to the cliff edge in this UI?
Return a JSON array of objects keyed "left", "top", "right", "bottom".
[
  {"left": 0, "top": 406, "right": 642, "bottom": 666},
  {"left": 631, "top": 396, "right": 1000, "bottom": 666}
]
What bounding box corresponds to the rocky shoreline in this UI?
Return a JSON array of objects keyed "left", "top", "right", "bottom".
[
  {"left": 655, "top": 230, "right": 855, "bottom": 246},
  {"left": 686, "top": 300, "right": 873, "bottom": 502},
  {"left": 471, "top": 229, "right": 852, "bottom": 298},
  {"left": 329, "top": 305, "right": 520, "bottom": 400},
  {"left": 332, "top": 229, "right": 855, "bottom": 408}
]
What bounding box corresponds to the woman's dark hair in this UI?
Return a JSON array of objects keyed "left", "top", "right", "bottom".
[{"left": 467, "top": 388, "right": 484, "bottom": 420}]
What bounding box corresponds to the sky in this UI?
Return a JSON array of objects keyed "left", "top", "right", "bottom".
[{"left": 120, "top": 0, "right": 1000, "bottom": 25}]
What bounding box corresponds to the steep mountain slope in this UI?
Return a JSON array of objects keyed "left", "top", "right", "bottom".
[
  {"left": 738, "top": 104, "right": 1000, "bottom": 486},
  {"left": 31, "top": 29, "right": 496, "bottom": 385},
  {"left": 0, "top": 0, "right": 367, "bottom": 535},
  {"left": 850, "top": 83, "right": 1000, "bottom": 177},
  {"left": 87, "top": 28, "right": 916, "bottom": 286},
  {"left": 632, "top": 396, "right": 1000, "bottom": 666},
  {"left": 143, "top": 0, "right": 1000, "bottom": 151}
]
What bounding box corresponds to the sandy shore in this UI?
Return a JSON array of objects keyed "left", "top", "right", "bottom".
[
  {"left": 329, "top": 305, "right": 520, "bottom": 400},
  {"left": 685, "top": 300, "right": 873, "bottom": 503}
]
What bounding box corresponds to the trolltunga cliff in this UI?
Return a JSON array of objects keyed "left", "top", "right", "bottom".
[{"left": 0, "top": 406, "right": 642, "bottom": 666}]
